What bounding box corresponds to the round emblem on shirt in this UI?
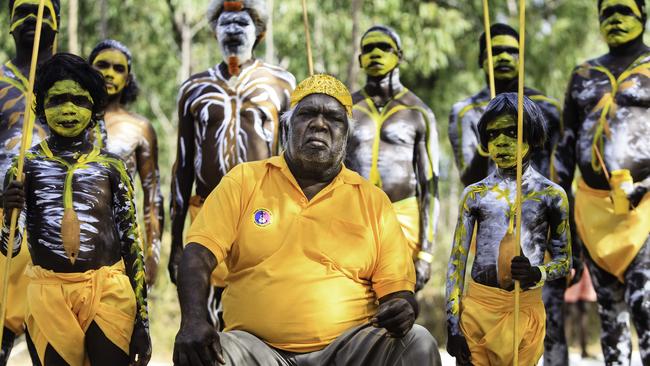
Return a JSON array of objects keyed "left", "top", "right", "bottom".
[{"left": 253, "top": 208, "right": 272, "bottom": 227}]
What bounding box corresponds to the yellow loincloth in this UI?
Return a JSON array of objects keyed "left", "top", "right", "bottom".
[
  {"left": 189, "top": 195, "right": 227, "bottom": 287},
  {"left": 0, "top": 209, "right": 31, "bottom": 335},
  {"left": 460, "top": 281, "right": 545, "bottom": 366},
  {"left": 24, "top": 261, "right": 136, "bottom": 366},
  {"left": 392, "top": 196, "right": 420, "bottom": 259},
  {"left": 574, "top": 179, "right": 650, "bottom": 283}
]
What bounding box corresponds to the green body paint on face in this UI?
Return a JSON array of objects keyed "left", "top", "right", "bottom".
[
  {"left": 360, "top": 31, "right": 400, "bottom": 77},
  {"left": 486, "top": 114, "right": 529, "bottom": 169},
  {"left": 483, "top": 35, "right": 520, "bottom": 81},
  {"left": 10, "top": 0, "right": 58, "bottom": 32},
  {"left": 92, "top": 49, "right": 129, "bottom": 96},
  {"left": 600, "top": 0, "right": 644, "bottom": 47},
  {"left": 44, "top": 80, "right": 94, "bottom": 137}
]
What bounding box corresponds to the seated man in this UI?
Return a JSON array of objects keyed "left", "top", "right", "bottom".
[
  {"left": 1, "top": 53, "right": 150, "bottom": 366},
  {"left": 173, "top": 74, "right": 441, "bottom": 366},
  {"left": 445, "top": 93, "right": 571, "bottom": 366}
]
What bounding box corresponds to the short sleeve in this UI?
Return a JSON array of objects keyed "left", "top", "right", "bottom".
[
  {"left": 185, "top": 168, "right": 243, "bottom": 264},
  {"left": 371, "top": 194, "right": 416, "bottom": 298}
]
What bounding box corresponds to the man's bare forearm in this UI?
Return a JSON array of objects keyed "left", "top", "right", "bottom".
[{"left": 177, "top": 243, "right": 217, "bottom": 324}]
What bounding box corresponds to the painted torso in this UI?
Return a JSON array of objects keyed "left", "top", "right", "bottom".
[
  {"left": 17, "top": 142, "right": 135, "bottom": 273},
  {"left": 445, "top": 166, "right": 570, "bottom": 335},
  {"left": 103, "top": 110, "right": 150, "bottom": 177},
  {"left": 0, "top": 62, "right": 48, "bottom": 190},
  {"left": 346, "top": 89, "right": 436, "bottom": 202},
  {"left": 448, "top": 87, "right": 563, "bottom": 186},
  {"left": 568, "top": 52, "right": 650, "bottom": 188},
  {"left": 177, "top": 60, "right": 295, "bottom": 197}
]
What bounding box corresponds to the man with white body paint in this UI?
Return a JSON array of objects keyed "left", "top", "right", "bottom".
[{"left": 168, "top": 0, "right": 295, "bottom": 325}]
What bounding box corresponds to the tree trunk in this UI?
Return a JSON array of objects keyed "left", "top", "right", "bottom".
[
  {"left": 265, "top": 0, "right": 275, "bottom": 64},
  {"left": 180, "top": 12, "right": 191, "bottom": 82},
  {"left": 346, "top": 0, "right": 363, "bottom": 89},
  {"left": 68, "top": 0, "right": 79, "bottom": 54},
  {"left": 99, "top": 0, "right": 108, "bottom": 39}
]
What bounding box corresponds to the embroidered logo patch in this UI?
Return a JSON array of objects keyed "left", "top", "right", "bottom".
[{"left": 253, "top": 208, "right": 272, "bottom": 227}]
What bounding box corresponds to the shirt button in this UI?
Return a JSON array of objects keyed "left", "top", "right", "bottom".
[{"left": 300, "top": 198, "right": 307, "bottom": 205}]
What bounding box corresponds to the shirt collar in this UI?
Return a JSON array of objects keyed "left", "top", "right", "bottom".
[{"left": 266, "top": 155, "right": 364, "bottom": 186}]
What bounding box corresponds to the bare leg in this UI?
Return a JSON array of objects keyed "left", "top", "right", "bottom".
[
  {"left": 25, "top": 329, "right": 68, "bottom": 366},
  {"left": 623, "top": 239, "right": 650, "bottom": 365},
  {"left": 85, "top": 321, "right": 129, "bottom": 366},
  {"left": 0, "top": 327, "right": 15, "bottom": 366},
  {"left": 543, "top": 278, "right": 568, "bottom": 366}
]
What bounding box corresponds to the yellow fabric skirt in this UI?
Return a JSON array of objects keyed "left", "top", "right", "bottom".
[
  {"left": 25, "top": 262, "right": 136, "bottom": 366},
  {"left": 189, "top": 195, "right": 227, "bottom": 287},
  {"left": 575, "top": 179, "right": 650, "bottom": 282},
  {"left": 0, "top": 209, "right": 31, "bottom": 335},
  {"left": 392, "top": 196, "right": 420, "bottom": 259},
  {"left": 460, "top": 281, "right": 545, "bottom": 366}
]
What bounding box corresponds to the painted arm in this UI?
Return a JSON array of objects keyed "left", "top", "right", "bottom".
[
  {"left": 136, "top": 119, "right": 164, "bottom": 286},
  {"left": 169, "top": 85, "right": 196, "bottom": 284},
  {"left": 445, "top": 187, "right": 476, "bottom": 336},
  {"left": 0, "top": 161, "right": 25, "bottom": 257},
  {"left": 413, "top": 107, "right": 439, "bottom": 291},
  {"left": 542, "top": 189, "right": 572, "bottom": 282},
  {"left": 112, "top": 160, "right": 151, "bottom": 365},
  {"left": 448, "top": 103, "right": 489, "bottom": 186}
]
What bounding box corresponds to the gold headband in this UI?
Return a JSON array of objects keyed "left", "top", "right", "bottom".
[{"left": 290, "top": 74, "right": 353, "bottom": 116}]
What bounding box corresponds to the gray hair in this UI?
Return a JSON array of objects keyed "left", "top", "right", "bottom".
[{"left": 207, "top": 0, "right": 268, "bottom": 41}]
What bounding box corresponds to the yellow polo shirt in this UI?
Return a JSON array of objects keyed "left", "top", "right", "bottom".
[{"left": 187, "top": 155, "right": 415, "bottom": 353}]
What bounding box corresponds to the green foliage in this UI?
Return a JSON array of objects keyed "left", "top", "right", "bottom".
[{"left": 0, "top": 0, "right": 645, "bottom": 358}]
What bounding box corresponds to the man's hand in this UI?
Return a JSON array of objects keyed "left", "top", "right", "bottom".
[
  {"left": 173, "top": 320, "right": 224, "bottom": 366},
  {"left": 145, "top": 254, "right": 159, "bottom": 287},
  {"left": 447, "top": 330, "right": 472, "bottom": 365},
  {"left": 511, "top": 255, "right": 541, "bottom": 289},
  {"left": 414, "top": 259, "right": 431, "bottom": 292},
  {"left": 371, "top": 297, "right": 415, "bottom": 338},
  {"left": 627, "top": 183, "right": 648, "bottom": 208},
  {"left": 168, "top": 243, "right": 183, "bottom": 285},
  {"left": 3, "top": 180, "right": 25, "bottom": 225},
  {"left": 129, "top": 323, "right": 152, "bottom": 366}
]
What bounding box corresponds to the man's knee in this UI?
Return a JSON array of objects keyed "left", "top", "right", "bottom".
[{"left": 404, "top": 325, "right": 441, "bottom": 366}]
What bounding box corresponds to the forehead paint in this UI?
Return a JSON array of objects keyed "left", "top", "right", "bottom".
[
  {"left": 491, "top": 35, "right": 519, "bottom": 50},
  {"left": 600, "top": 0, "right": 642, "bottom": 17},
  {"left": 93, "top": 49, "right": 129, "bottom": 96},
  {"left": 44, "top": 80, "right": 94, "bottom": 137},
  {"left": 361, "top": 31, "right": 398, "bottom": 51},
  {"left": 11, "top": 0, "right": 58, "bottom": 32},
  {"left": 486, "top": 114, "right": 529, "bottom": 169}
]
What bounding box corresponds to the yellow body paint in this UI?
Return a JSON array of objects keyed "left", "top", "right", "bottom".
[
  {"left": 486, "top": 115, "right": 529, "bottom": 169},
  {"left": 10, "top": 0, "right": 58, "bottom": 32},
  {"left": 483, "top": 35, "right": 519, "bottom": 80},
  {"left": 92, "top": 49, "right": 129, "bottom": 96},
  {"left": 599, "top": 0, "right": 643, "bottom": 47},
  {"left": 44, "top": 80, "right": 93, "bottom": 137},
  {"left": 360, "top": 32, "right": 399, "bottom": 77}
]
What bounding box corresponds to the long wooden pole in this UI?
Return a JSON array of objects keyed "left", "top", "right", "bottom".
[
  {"left": 0, "top": 0, "right": 46, "bottom": 345},
  {"left": 482, "top": 0, "right": 496, "bottom": 99},
  {"left": 514, "top": 0, "right": 527, "bottom": 365},
  {"left": 301, "top": 0, "right": 314, "bottom": 76}
]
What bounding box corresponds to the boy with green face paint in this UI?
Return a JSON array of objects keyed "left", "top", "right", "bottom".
[
  {"left": 448, "top": 23, "right": 581, "bottom": 366},
  {"left": 445, "top": 93, "right": 571, "bottom": 366},
  {"left": 0, "top": 53, "right": 151, "bottom": 366},
  {"left": 346, "top": 25, "right": 439, "bottom": 292},
  {"left": 559, "top": 0, "right": 650, "bottom": 364},
  {"left": 0, "top": 0, "right": 59, "bottom": 362}
]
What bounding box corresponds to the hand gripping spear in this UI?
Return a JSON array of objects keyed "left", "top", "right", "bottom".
[{"left": 0, "top": 0, "right": 48, "bottom": 346}]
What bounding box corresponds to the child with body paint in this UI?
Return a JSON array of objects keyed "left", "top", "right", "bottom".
[
  {"left": 0, "top": 53, "right": 150, "bottom": 366},
  {"left": 445, "top": 93, "right": 571, "bottom": 366}
]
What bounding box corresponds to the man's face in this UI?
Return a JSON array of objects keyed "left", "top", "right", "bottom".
[
  {"left": 216, "top": 11, "right": 257, "bottom": 62},
  {"left": 10, "top": 0, "right": 58, "bottom": 47},
  {"left": 286, "top": 94, "right": 349, "bottom": 170},
  {"left": 486, "top": 114, "right": 529, "bottom": 169},
  {"left": 44, "top": 79, "right": 94, "bottom": 138},
  {"left": 599, "top": 0, "right": 644, "bottom": 47},
  {"left": 359, "top": 31, "right": 400, "bottom": 77},
  {"left": 92, "top": 49, "right": 129, "bottom": 97},
  {"left": 482, "top": 35, "right": 519, "bottom": 81}
]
